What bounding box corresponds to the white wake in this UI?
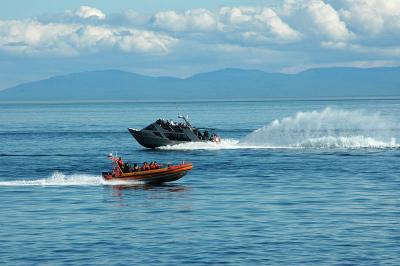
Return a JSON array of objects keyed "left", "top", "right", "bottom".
[
  {"left": 159, "top": 138, "right": 243, "bottom": 150},
  {"left": 160, "top": 108, "right": 399, "bottom": 150},
  {"left": 0, "top": 172, "right": 144, "bottom": 187}
]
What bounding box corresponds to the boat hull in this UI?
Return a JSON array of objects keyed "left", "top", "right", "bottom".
[
  {"left": 102, "top": 163, "right": 193, "bottom": 184},
  {"left": 128, "top": 128, "right": 218, "bottom": 148},
  {"left": 128, "top": 128, "right": 185, "bottom": 148}
]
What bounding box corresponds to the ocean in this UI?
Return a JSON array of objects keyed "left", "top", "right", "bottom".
[{"left": 1, "top": 99, "right": 399, "bottom": 265}]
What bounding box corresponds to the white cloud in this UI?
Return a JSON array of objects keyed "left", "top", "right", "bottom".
[
  {"left": 280, "top": 0, "right": 300, "bottom": 16},
  {"left": 152, "top": 9, "right": 218, "bottom": 32},
  {"left": 219, "top": 7, "right": 255, "bottom": 25},
  {"left": 255, "top": 8, "right": 301, "bottom": 42},
  {"left": 187, "top": 9, "right": 218, "bottom": 31},
  {"left": 0, "top": 19, "right": 78, "bottom": 55},
  {"left": 69, "top": 26, "right": 116, "bottom": 51},
  {"left": 339, "top": 0, "right": 400, "bottom": 35},
  {"left": 153, "top": 11, "right": 186, "bottom": 31},
  {"left": 219, "top": 7, "right": 301, "bottom": 44},
  {"left": 75, "top": 6, "right": 106, "bottom": 20},
  {"left": 307, "top": 0, "right": 352, "bottom": 41},
  {"left": 1, "top": 2, "right": 400, "bottom": 77},
  {"left": 0, "top": 19, "right": 177, "bottom": 55},
  {"left": 118, "top": 30, "right": 178, "bottom": 53}
]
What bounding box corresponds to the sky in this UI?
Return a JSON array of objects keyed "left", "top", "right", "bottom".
[{"left": 1, "top": 0, "right": 400, "bottom": 89}]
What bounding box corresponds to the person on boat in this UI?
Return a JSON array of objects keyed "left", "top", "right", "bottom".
[
  {"left": 204, "top": 130, "right": 209, "bottom": 140},
  {"left": 123, "top": 162, "right": 130, "bottom": 173},
  {"left": 210, "top": 133, "right": 217, "bottom": 141},
  {"left": 141, "top": 162, "right": 150, "bottom": 171},
  {"left": 133, "top": 163, "right": 140, "bottom": 172},
  {"left": 117, "top": 157, "right": 123, "bottom": 169},
  {"left": 195, "top": 130, "right": 202, "bottom": 139},
  {"left": 150, "top": 161, "right": 160, "bottom": 169}
]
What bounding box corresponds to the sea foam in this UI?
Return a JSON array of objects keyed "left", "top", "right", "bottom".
[
  {"left": 0, "top": 172, "right": 102, "bottom": 186},
  {"left": 160, "top": 108, "right": 398, "bottom": 150},
  {"left": 241, "top": 107, "right": 398, "bottom": 148},
  {"left": 0, "top": 172, "right": 144, "bottom": 186}
]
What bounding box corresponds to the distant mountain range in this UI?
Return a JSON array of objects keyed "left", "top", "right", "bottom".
[{"left": 0, "top": 67, "right": 399, "bottom": 100}]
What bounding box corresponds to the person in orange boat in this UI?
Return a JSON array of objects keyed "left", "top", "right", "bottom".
[
  {"left": 123, "top": 162, "right": 130, "bottom": 173},
  {"left": 133, "top": 163, "right": 139, "bottom": 172},
  {"left": 145, "top": 162, "right": 151, "bottom": 170},
  {"left": 141, "top": 162, "right": 150, "bottom": 171},
  {"left": 154, "top": 161, "right": 160, "bottom": 169},
  {"left": 150, "top": 161, "right": 157, "bottom": 170},
  {"left": 117, "top": 157, "right": 123, "bottom": 169}
]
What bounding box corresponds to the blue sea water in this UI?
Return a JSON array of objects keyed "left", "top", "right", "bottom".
[{"left": 1, "top": 99, "right": 400, "bottom": 265}]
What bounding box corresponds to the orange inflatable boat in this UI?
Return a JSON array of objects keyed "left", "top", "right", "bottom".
[{"left": 102, "top": 154, "right": 192, "bottom": 184}]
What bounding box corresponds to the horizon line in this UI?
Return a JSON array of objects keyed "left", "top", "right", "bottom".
[{"left": 2, "top": 96, "right": 400, "bottom": 105}]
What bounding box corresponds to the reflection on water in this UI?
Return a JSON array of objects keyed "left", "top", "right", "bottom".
[
  {"left": 107, "top": 183, "right": 191, "bottom": 200},
  {"left": 110, "top": 183, "right": 190, "bottom": 192}
]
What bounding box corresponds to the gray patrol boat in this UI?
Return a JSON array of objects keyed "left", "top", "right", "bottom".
[{"left": 128, "top": 115, "right": 220, "bottom": 148}]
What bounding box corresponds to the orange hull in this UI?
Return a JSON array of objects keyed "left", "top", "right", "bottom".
[{"left": 102, "top": 163, "right": 193, "bottom": 184}]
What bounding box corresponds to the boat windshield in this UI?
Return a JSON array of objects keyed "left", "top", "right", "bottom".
[{"left": 156, "top": 119, "right": 190, "bottom": 130}]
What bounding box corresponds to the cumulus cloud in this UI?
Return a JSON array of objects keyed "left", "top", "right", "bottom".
[
  {"left": 339, "top": 0, "right": 400, "bottom": 36},
  {"left": 280, "top": 0, "right": 300, "bottom": 16},
  {"left": 306, "top": 0, "right": 352, "bottom": 41},
  {"left": 152, "top": 11, "right": 186, "bottom": 32},
  {"left": 0, "top": 19, "right": 78, "bottom": 55},
  {"left": 255, "top": 8, "right": 301, "bottom": 42},
  {"left": 38, "top": 6, "right": 108, "bottom": 24},
  {"left": 219, "top": 7, "right": 254, "bottom": 24},
  {"left": 0, "top": 2, "right": 400, "bottom": 68},
  {"left": 151, "top": 6, "right": 300, "bottom": 44},
  {"left": 219, "top": 7, "right": 301, "bottom": 44},
  {"left": 2, "top": 2, "right": 400, "bottom": 90},
  {"left": 0, "top": 19, "right": 177, "bottom": 55},
  {"left": 75, "top": 6, "right": 106, "bottom": 20},
  {"left": 117, "top": 30, "right": 177, "bottom": 53},
  {"left": 152, "top": 9, "right": 218, "bottom": 32}
]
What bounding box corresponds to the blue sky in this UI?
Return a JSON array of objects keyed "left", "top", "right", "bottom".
[
  {"left": 1, "top": 1, "right": 276, "bottom": 19},
  {"left": 1, "top": 0, "right": 400, "bottom": 89}
]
